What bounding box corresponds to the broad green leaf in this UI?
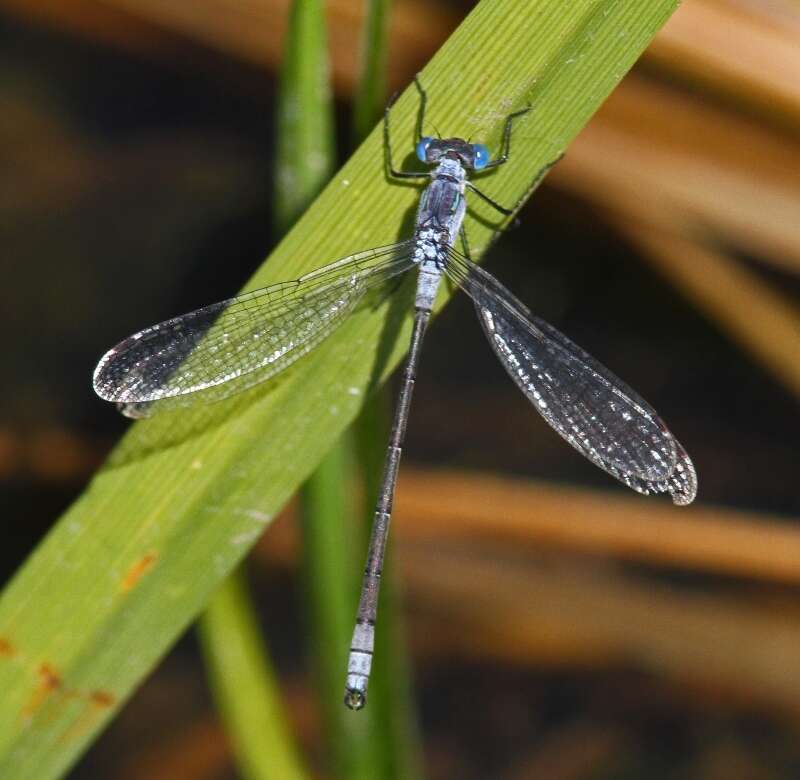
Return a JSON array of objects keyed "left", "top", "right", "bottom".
[{"left": 0, "top": 0, "right": 680, "bottom": 776}]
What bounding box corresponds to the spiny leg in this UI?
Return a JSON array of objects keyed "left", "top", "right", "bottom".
[
  {"left": 529, "top": 153, "right": 565, "bottom": 189},
  {"left": 459, "top": 224, "right": 474, "bottom": 261},
  {"left": 466, "top": 181, "right": 514, "bottom": 216},
  {"left": 413, "top": 74, "right": 428, "bottom": 143},
  {"left": 383, "top": 78, "right": 430, "bottom": 181},
  {"left": 480, "top": 107, "right": 531, "bottom": 171},
  {"left": 468, "top": 152, "right": 565, "bottom": 219}
]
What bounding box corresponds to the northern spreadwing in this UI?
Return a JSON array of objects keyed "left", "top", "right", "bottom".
[{"left": 94, "top": 77, "right": 697, "bottom": 710}]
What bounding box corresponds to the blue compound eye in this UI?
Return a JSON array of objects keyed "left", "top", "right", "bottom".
[
  {"left": 416, "top": 136, "right": 434, "bottom": 162},
  {"left": 471, "top": 144, "right": 490, "bottom": 169}
]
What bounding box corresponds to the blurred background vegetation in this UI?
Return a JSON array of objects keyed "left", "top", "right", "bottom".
[{"left": 1, "top": 0, "right": 799, "bottom": 777}]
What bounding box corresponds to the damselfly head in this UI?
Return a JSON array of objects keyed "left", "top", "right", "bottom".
[{"left": 416, "top": 136, "right": 490, "bottom": 170}]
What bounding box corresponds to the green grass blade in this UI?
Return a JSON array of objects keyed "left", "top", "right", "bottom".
[
  {"left": 274, "top": 0, "right": 335, "bottom": 232},
  {"left": 197, "top": 568, "right": 307, "bottom": 780},
  {"left": 352, "top": 0, "right": 392, "bottom": 142},
  {"left": 0, "top": 1, "right": 680, "bottom": 776}
]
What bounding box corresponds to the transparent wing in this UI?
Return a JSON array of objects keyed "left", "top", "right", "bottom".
[
  {"left": 94, "top": 242, "right": 416, "bottom": 417},
  {"left": 446, "top": 250, "right": 697, "bottom": 505}
]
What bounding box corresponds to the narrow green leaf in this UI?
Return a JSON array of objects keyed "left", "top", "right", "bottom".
[
  {"left": 197, "top": 569, "right": 307, "bottom": 780},
  {"left": 0, "top": 1, "right": 681, "bottom": 777},
  {"left": 274, "top": 0, "right": 335, "bottom": 232},
  {"left": 353, "top": 0, "right": 392, "bottom": 142}
]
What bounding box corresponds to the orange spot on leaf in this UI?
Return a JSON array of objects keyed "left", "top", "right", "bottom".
[
  {"left": 21, "top": 663, "right": 62, "bottom": 720},
  {"left": 0, "top": 637, "right": 16, "bottom": 657},
  {"left": 89, "top": 690, "right": 115, "bottom": 708},
  {"left": 120, "top": 552, "right": 157, "bottom": 592},
  {"left": 19, "top": 661, "right": 116, "bottom": 735},
  {"left": 38, "top": 663, "right": 62, "bottom": 691}
]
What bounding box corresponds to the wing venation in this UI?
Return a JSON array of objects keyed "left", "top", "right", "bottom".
[
  {"left": 446, "top": 250, "right": 696, "bottom": 505},
  {"left": 93, "top": 243, "right": 415, "bottom": 416}
]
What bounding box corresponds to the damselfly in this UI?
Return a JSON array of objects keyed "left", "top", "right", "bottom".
[{"left": 93, "top": 77, "right": 697, "bottom": 711}]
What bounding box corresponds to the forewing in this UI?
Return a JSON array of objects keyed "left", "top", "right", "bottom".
[
  {"left": 446, "top": 252, "right": 696, "bottom": 505},
  {"left": 94, "top": 243, "right": 415, "bottom": 417}
]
